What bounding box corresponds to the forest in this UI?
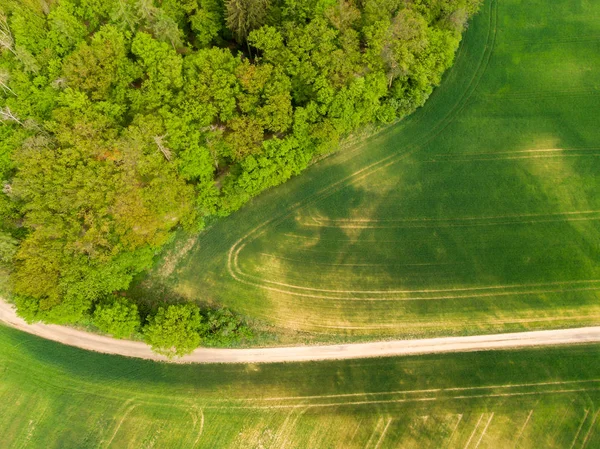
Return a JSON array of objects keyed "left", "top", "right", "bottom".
[{"left": 0, "top": 0, "right": 480, "bottom": 355}]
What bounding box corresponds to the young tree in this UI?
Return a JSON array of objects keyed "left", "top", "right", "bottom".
[
  {"left": 93, "top": 297, "right": 141, "bottom": 338},
  {"left": 143, "top": 303, "right": 203, "bottom": 357},
  {"left": 130, "top": 32, "right": 183, "bottom": 112},
  {"left": 190, "top": 0, "right": 223, "bottom": 47},
  {"left": 62, "top": 25, "right": 134, "bottom": 101}
]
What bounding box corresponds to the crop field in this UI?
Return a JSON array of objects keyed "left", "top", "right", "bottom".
[
  {"left": 134, "top": 0, "right": 600, "bottom": 338},
  {"left": 1, "top": 325, "right": 600, "bottom": 448}
]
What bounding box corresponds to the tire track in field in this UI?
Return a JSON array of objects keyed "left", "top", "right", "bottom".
[
  {"left": 299, "top": 210, "right": 600, "bottom": 229},
  {"left": 232, "top": 379, "right": 600, "bottom": 404},
  {"left": 274, "top": 314, "right": 600, "bottom": 332},
  {"left": 103, "top": 400, "right": 137, "bottom": 449},
  {"left": 305, "top": 208, "right": 600, "bottom": 224},
  {"left": 473, "top": 413, "right": 494, "bottom": 449},
  {"left": 373, "top": 417, "right": 393, "bottom": 449},
  {"left": 483, "top": 88, "right": 600, "bottom": 100},
  {"left": 429, "top": 147, "right": 600, "bottom": 157},
  {"left": 346, "top": 418, "right": 364, "bottom": 447},
  {"left": 446, "top": 414, "right": 464, "bottom": 449},
  {"left": 299, "top": 215, "right": 600, "bottom": 229},
  {"left": 422, "top": 154, "right": 600, "bottom": 163},
  {"left": 580, "top": 410, "right": 599, "bottom": 449},
  {"left": 225, "top": 281, "right": 600, "bottom": 303},
  {"left": 364, "top": 417, "right": 386, "bottom": 449},
  {"left": 188, "top": 407, "right": 205, "bottom": 448},
  {"left": 464, "top": 414, "right": 485, "bottom": 449},
  {"left": 225, "top": 257, "right": 600, "bottom": 299},
  {"left": 569, "top": 409, "right": 591, "bottom": 449},
  {"left": 218, "top": 388, "right": 600, "bottom": 410},
  {"left": 258, "top": 252, "right": 456, "bottom": 267},
  {"left": 514, "top": 35, "right": 600, "bottom": 46},
  {"left": 513, "top": 408, "right": 534, "bottom": 447}
]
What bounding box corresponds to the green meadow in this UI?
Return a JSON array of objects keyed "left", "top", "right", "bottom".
[
  {"left": 1, "top": 325, "right": 600, "bottom": 448},
  {"left": 134, "top": 0, "right": 600, "bottom": 339}
]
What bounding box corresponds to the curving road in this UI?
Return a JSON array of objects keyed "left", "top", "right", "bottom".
[{"left": 2, "top": 300, "right": 600, "bottom": 363}]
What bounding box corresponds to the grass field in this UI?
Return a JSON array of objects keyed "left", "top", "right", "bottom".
[
  {"left": 132, "top": 0, "right": 600, "bottom": 339},
  {"left": 1, "top": 325, "right": 600, "bottom": 448}
]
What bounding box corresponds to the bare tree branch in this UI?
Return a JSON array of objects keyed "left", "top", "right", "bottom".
[
  {"left": 154, "top": 135, "right": 172, "bottom": 161},
  {"left": 0, "top": 13, "right": 16, "bottom": 56},
  {"left": 0, "top": 106, "right": 23, "bottom": 126},
  {"left": 0, "top": 69, "right": 17, "bottom": 96}
]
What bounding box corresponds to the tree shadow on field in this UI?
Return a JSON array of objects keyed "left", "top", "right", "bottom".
[
  {"left": 290, "top": 135, "right": 600, "bottom": 330},
  {"left": 126, "top": 276, "right": 195, "bottom": 321}
]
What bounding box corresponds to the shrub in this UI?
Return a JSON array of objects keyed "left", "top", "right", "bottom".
[
  {"left": 93, "top": 297, "right": 141, "bottom": 339},
  {"left": 143, "top": 304, "right": 202, "bottom": 357}
]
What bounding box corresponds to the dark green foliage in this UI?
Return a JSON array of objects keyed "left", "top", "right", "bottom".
[
  {"left": 0, "top": 0, "right": 481, "bottom": 353},
  {"left": 200, "top": 308, "right": 253, "bottom": 345}
]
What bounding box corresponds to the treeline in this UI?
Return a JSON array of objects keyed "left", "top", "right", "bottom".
[{"left": 0, "top": 0, "right": 480, "bottom": 355}]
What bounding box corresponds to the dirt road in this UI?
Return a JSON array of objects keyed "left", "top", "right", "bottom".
[{"left": 2, "top": 300, "right": 600, "bottom": 363}]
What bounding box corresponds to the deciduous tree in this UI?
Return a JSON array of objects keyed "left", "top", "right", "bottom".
[
  {"left": 93, "top": 297, "right": 141, "bottom": 338},
  {"left": 143, "top": 304, "right": 203, "bottom": 357}
]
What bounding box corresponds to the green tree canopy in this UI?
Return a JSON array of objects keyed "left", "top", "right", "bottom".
[
  {"left": 143, "top": 304, "right": 203, "bottom": 357},
  {"left": 93, "top": 297, "right": 141, "bottom": 338}
]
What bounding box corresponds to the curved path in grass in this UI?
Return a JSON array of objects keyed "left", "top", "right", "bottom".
[{"left": 2, "top": 300, "right": 600, "bottom": 363}]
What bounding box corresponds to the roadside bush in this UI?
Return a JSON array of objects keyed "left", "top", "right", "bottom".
[
  {"left": 93, "top": 297, "right": 141, "bottom": 339},
  {"left": 201, "top": 308, "right": 253, "bottom": 346},
  {"left": 143, "top": 304, "right": 202, "bottom": 357}
]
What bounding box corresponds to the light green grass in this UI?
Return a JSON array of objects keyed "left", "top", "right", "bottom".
[
  {"left": 2, "top": 325, "right": 600, "bottom": 448},
  {"left": 132, "top": 0, "right": 600, "bottom": 339}
]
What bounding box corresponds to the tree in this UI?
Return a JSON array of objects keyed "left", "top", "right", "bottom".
[
  {"left": 225, "top": 0, "right": 271, "bottom": 44},
  {"left": 225, "top": 115, "right": 264, "bottom": 160},
  {"left": 129, "top": 32, "right": 183, "bottom": 112},
  {"left": 182, "top": 47, "right": 240, "bottom": 124},
  {"left": 189, "top": 0, "right": 224, "bottom": 47},
  {"left": 93, "top": 297, "right": 141, "bottom": 338},
  {"left": 62, "top": 25, "right": 135, "bottom": 101},
  {"left": 201, "top": 308, "right": 253, "bottom": 345},
  {"left": 234, "top": 61, "right": 293, "bottom": 133},
  {"left": 137, "top": 0, "right": 183, "bottom": 48},
  {"left": 46, "top": 0, "right": 88, "bottom": 56},
  {"left": 143, "top": 304, "right": 203, "bottom": 357}
]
